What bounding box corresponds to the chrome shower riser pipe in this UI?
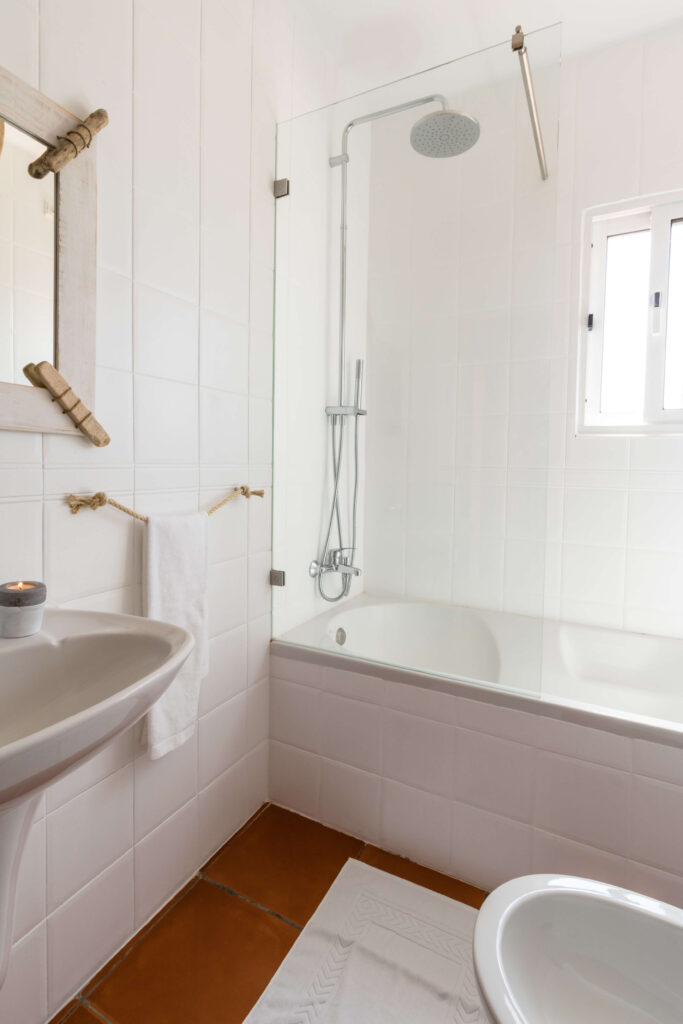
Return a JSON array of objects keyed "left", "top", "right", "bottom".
[
  {"left": 316, "top": 93, "right": 465, "bottom": 602},
  {"left": 331, "top": 94, "right": 447, "bottom": 399}
]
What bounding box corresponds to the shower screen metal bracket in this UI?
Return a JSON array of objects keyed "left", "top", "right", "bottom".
[{"left": 512, "top": 25, "right": 549, "bottom": 181}]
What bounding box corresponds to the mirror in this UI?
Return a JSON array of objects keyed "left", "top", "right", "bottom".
[
  {"left": 0, "top": 119, "right": 56, "bottom": 386},
  {"left": 0, "top": 64, "right": 96, "bottom": 437}
]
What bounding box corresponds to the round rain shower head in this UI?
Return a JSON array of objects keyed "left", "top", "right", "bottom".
[{"left": 410, "top": 109, "right": 480, "bottom": 158}]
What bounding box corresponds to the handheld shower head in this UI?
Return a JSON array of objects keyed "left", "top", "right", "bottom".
[{"left": 410, "top": 109, "right": 480, "bottom": 158}]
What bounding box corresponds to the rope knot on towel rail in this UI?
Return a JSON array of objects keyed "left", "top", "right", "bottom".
[{"left": 67, "top": 491, "right": 108, "bottom": 514}]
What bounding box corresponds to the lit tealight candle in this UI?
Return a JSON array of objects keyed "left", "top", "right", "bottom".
[{"left": 0, "top": 581, "right": 47, "bottom": 638}]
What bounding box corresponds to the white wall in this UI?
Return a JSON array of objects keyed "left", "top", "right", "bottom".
[
  {"left": 0, "top": 1, "right": 318, "bottom": 1021},
  {"left": 551, "top": 23, "right": 683, "bottom": 635}
]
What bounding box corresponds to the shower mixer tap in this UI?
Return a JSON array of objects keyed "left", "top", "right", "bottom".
[{"left": 309, "top": 549, "right": 362, "bottom": 579}]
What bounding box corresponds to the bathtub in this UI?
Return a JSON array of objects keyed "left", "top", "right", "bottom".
[{"left": 273, "top": 595, "right": 683, "bottom": 746}]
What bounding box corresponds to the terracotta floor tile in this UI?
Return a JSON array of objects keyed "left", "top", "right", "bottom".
[
  {"left": 203, "top": 805, "right": 364, "bottom": 926},
  {"left": 84, "top": 878, "right": 199, "bottom": 996},
  {"left": 46, "top": 1002, "right": 79, "bottom": 1024},
  {"left": 359, "top": 846, "right": 487, "bottom": 908},
  {"left": 64, "top": 1007, "right": 104, "bottom": 1024},
  {"left": 88, "top": 879, "right": 296, "bottom": 1024}
]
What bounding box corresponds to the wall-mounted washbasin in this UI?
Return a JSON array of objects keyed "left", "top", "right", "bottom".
[
  {"left": 0, "top": 609, "right": 192, "bottom": 986},
  {"left": 473, "top": 874, "right": 683, "bottom": 1023}
]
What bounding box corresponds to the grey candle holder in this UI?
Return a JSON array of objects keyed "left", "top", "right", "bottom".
[{"left": 0, "top": 581, "right": 47, "bottom": 638}]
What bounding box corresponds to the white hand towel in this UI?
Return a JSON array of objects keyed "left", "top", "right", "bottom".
[{"left": 144, "top": 512, "right": 209, "bottom": 760}]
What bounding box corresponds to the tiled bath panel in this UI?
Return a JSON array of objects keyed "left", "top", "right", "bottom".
[{"left": 270, "top": 654, "right": 683, "bottom": 908}]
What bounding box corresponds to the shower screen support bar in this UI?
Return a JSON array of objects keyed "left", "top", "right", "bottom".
[{"left": 512, "top": 25, "right": 549, "bottom": 181}]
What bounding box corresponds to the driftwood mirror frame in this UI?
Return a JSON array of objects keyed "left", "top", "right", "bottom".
[{"left": 0, "top": 64, "right": 96, "bottom": 436}]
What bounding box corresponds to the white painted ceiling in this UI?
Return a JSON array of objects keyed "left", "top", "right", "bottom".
[{"left": 289, "top": 0, "right": 683, "bottom": 100}]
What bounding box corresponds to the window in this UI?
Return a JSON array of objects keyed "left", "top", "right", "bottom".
[{"left": 578, "top": 191, "right": 683, "bottom": 433}]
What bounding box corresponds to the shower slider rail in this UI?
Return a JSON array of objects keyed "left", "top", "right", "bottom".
[{"left": 324, "top": 405, "right": 367, "bottom": 416}]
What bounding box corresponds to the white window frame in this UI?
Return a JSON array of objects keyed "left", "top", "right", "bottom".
[{"left": 577, "top": 189, "right": 683, "bottom": 435}]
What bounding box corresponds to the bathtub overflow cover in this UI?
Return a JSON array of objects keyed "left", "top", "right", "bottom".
[{"left": 335, "top": 627, "right": 347, "bottom": 646}]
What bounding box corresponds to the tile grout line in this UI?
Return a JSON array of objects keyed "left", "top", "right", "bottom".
[
  {"left": 79, "top": 997, "right": 116, "bottom": 1024},
  {"left": 81, "top": 878, "right": 201, "bottom": 1001},
  {"left": 71, "top": 804, "right": 273, "bottom": 1014},
  {"left": 197, "top": 873, "right": 303, "bottom": 931}
]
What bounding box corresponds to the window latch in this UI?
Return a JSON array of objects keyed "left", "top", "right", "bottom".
[
  {"left": 653, "top": 290, "right": 662, "bottom": 334},
  {"left": 587, "top": 313, "right": 594, "bottom": 331}
]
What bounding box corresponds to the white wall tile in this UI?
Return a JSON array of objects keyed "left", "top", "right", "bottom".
[
  {"left": 97, "top": 268, "right": 133, "bottom": 372},
  {"left": 451, "top": 802, "right": 533, "bottom": 890},
  {"left": 134, "top": 733, "right": 197, "bottom": 841},
  {"left": 535, "top": 752, "right": 630, "bottom": 853},
  {"left": 134, "top": 284, "right": 198, "bottom": 384},
  {"left": 207, "top": 557, "right": 247, "bottom": 637},
  {"left": 564, "top": 489, "right": 628, "bottom": 547},
  {"left": 561, "top": 544, "right": 626, "bottom": 607},
  {"left": 270, "top": 676, "right": 320, "bottom": 751},
  {"left": 246, "top": 741, "right": 270, "bottom": 813},
  {"left": 0, "top": 500, "right": 43, "bottom": 583},
  {"left": 47, "top": 728, "right": 137, "bottom": 811},
  {"left": 198, "top": 691, "right": 248, "bottom": 787},
  {"left": 454, "top": 729, "right": 536, "bottom": 822},
  {"left": 134, "top": 376, "right": 198, "bottom": 465},
  {"left": 200, "top": 389, "right": 249, "bottom": 466},
  {"left": 47, "top": 766, "right": 134, "bottom": 911},
  {"left": 134, "top": 7, "right": 200, "bottom": 222},
  {"left": 200, "top": 310, "right": 249, "bottom": 395},
  {"left": 13, "top": 819, "right": 45, "bottom": 942},
  {"left": 633, "top": 739, "right": 683, "bottom": 786},
  {"left": 200, "top": 626, "right": 248, "bottom": 714},
  {"left": 269, "top": 741, "right": 321, "bottom": 819},
  {"left": 383, "top": 709, "right": 454, "bottom": 797},
  {"left": 320, "top": 761, "right": 381, "bottom": 842},
  {"left": 317, "top": 692, "right": 381, "bottom": 772},
  {"left": 0, "top": 924, "right": 47, "bottom": 1024},
  {"left": 248, "top": 549, "right": 271, "bottom": 621},
  {"left": 247, "top": 678, "right": 270, "bottom": 748},
  {"left": 198, "top": 758, "right": 251, "bottom": 861},
  {"left": 134, "top": 192, "right": 199, "bottom": 303},
  {"left": 630, "top": 775, "right": 683, "bottom": 875},
  {"left": 532, "top": 830, "right": 629, "bottom": 888},
  {"left": 248, "top": 614, "right": 271, "bottom": 685},
  {"left": 380, "top": 779, "right": 452, "bottom": 875},
  {"left": 134, "top": 798, "right": 199, "bottom": 928},
  {"left": 47, "top": 853, "right": 134, "bottom": 1013},
  {"left": 536, "top": 717, "right": 632, "bottom": 771},
  {"left": 44, "top": 495, "right": 138, "bottom": 603}
]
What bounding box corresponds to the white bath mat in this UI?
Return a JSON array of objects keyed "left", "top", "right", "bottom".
[{"left": 244, "top": 858, "right": 492, "bottom": 1024}]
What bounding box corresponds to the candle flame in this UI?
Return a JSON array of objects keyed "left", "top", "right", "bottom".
[{"left": 7, "top": 581, "right": 35, "bottom": 591}]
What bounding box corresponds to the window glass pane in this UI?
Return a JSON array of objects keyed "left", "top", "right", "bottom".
[
  {"left": 664, "top": 219, "right": 683, "bottom": 409},
  {"left": 600, "top": 229, "right": 650, "bottom": 416}
]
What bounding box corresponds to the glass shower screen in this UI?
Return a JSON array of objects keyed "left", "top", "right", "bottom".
[{"left": 271, "top": 25, "right": 562, "bottom": 701}]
